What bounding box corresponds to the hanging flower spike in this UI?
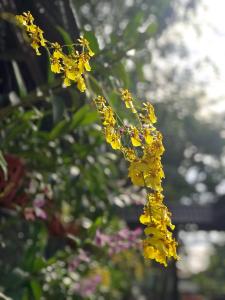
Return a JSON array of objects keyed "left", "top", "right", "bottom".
[
  {"left": 94, "top": 90, "right": 178, "bottom": 266},
  {"left": 15, "top": 12, "right": 94, "bottom": 92},
  {"left": 16, "top": 11, "right": 46, "bottom": 55}
]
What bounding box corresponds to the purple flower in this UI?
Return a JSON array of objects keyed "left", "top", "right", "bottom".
[
  {"left": 95, "top": 227, "right": 142, "bottom": 256},
  {"left": 34, "top": 207, "right": 47, "bottom": 220},
  {"left": 73, "top": 274, "right": 102, "bottom": 297},
  {"left": 33, "top": 197, "right": 45, "bottom": 208},
  {"left": 94, "top": 230, "right": 110, "bottom": 247},
  {"left": 68, "top": 249, "right": 91, "bottom": 272}
]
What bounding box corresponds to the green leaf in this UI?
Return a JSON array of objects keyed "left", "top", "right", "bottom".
[
  {"left": 83, "top": 31, "right": 100, "bottom": 54},
  {"left": 70, "top": 105, "right": 98, "bottom": 129},
  {"left": 30, "top": 280, "right": 42, "bottom": 300},
  {"left": 21, "top": 289, "right": 29, "bottom": 300},
  {"left": 88, "top": 216, "right": 104, "bottom": 238},
  {"left": 56, "top": 26, "right": 74, "bottom": 53},
  {"left": 21, "top": 109, "right": 43, "bottom": 122},
  {"left": 146, "top": 22, "right": 158, "bottom": 36},
  {"left": 0, "top": 150, "right": 7, "bottom": 180},
  {"left": 88, "top": 76, "right": 103, "bottom": 95},
  {"left": 123, "top": 11, "right": 144, "bottom": 40},
  {"left": 49, "top": 119, "right": 69, "bottom": 140},
  {"left": 112, "top": 62, "right": 130, "bottom": 87},
  {"left": 32, "top": 256, "right": 47, "bottom": 272},
  {"left": 12, "top": 60, "right": 27, "bottom": 98}
]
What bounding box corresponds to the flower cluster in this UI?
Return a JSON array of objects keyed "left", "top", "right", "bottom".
[
  {"left": 94, "top": 227, "right": 142, "bottom": 256},
  {"left": 94, "top": 90, "right": 178, "bottom": 266},
  {"left": 16, "top": 11, "right": 46, "bottom": 55},
  {"left": 140, "top": 192, "right": 178, "bottom": 266},
  {"left": 73, "top": 274, "right": 102, "bottom": 298},
  {"left": 68, "top": 249, "right": 91, "bottom": 272},
  {"left": 16, "top": 12, "right": 94, "bottom": 92}
]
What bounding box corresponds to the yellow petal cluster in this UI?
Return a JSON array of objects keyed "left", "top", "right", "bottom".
[
  {"left": 94, "top": 96, "right": 121, "bottom": 150},
  {"left": 94, "top": 90, "right": 178, "bottom": 266},
  {"left": 140, "top": 102, "right": 157, "bottom": 124},
  {"left": 128, "top": 131, "right": 165, "bottom": 191},
  {"left": 15, "top": 12, "right": 94, "bottom": 92},
  {"left": 120, "top": 89, "right": 137, "bottom": 113},
  {"left": 16, "top": 11, "right": 46, "bottom": 55},
  {"left": 140, "top": 192, "right": 178, "bottom": 266}
]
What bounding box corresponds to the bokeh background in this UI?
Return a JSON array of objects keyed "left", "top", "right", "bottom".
[{"left": 0, "top": 0, "right": 225, "bottom": 299}]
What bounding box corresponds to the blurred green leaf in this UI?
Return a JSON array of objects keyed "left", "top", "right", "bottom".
[
  {"left": 30, "top": 280, "right": 42, "bottom": 300},
  {"left": 70, "top": 105, "right": 98, "bottom": 129},
  {"left": 56, "top": 26, "right": 74, "bottom": 53},
  {"left": 146, "top": 22, "right": 158, "bottom": 36},
  {"left": 123, "top": 11, "right": 144, "bottom": 39},
  {"left": 84, "top": 31, "right": 100, "bottom": 54},
  {"left": 49, "top": 119, "right": 69, "bottom": 140},
  {"left": 88, "top": 216, "right": 104, "bottom": 238},
  {"left": 32, "top": 257, "right": 47, "bottom": 273},
  {"left": 112, "top": 62, "right": 130, "bottom": 87},
  {"left": 21, "top": 289, "right": 29, "bottom": 300},
  {"left": 12, "top": 60, "right": 27, "bottom": 98},
  {"left": 88, "top": 76, "right": 103, "bottom": 95}
]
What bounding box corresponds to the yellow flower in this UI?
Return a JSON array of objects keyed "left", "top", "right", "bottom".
[
  {"left": 139, "top": 214, "right": 151, "bottom": 225},
  {"left": 120, "top": 89, "right": 137, "bottom": 113},
  {"left": 144, "top": 169, "right": 164, "bottom": 191},
  {"left": 143, "top": 127, "right": 153, "bottom": 145},
  {"left": 16, "top": 11, "right": 34, "bottom": 26},
  {"left": 30, "top": 40, "right": 41, "bottom": 55},
  {"left": 128, "top": 160, "right": 146, "bottom": 187},
  {"left": 65, "top": 67, "right": 77, "bottom": 81},
  {"left": 143, "top": 225, "right": 178, "bottom": 266},
  {"left": 128, "top": 155, "right": 164, "bottom": 190},
  {"left": 52, "top": 43, "right": 64, "bottom": 59},
  {"left": 77, "top": 76, "right": 86, "bottom": 92},
  {"left": 105, "top": 127, "right": 121, "bottom": 150},
  {"left": 16, "top": 12, "right": 46, "bottom": 56},
  {"left": 50, "top": 58, "right": 61, "bottom": 73},
  {"left": 141, "top": 102, "right": 157, "bottom": 124},
  {"left": 78, "top": 53, "right": 91, "bottom": 73},
  {"left": 143, "top": 133, "right": 165, "bottom": 158},
  {"left": 102, "top": 107, "right": 116, "bottom": 127},
  {"left": 78, "top": 36, "right": 95, "bottom": 57},
  {"left": 63, "top": 77, "right": 71, "bottom": 87},
  {"left": 130, "top": 126, "right": 142, "bottom": 147},
  {"left": 94, "top": 96, "right": 106, "bottom": 110},
  {"left": 15, "top": 13, "right": 94, "bottom": 92},
  {"left": 122, "top": 147, "right": 137, "bottom": 162},
  {"left": 143, "top": 241, "right": 167, "bottom": 266}
]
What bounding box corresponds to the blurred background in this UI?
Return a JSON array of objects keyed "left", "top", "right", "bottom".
[{"left": 0, "top": 0, "right": 225, "bottom": 299}]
